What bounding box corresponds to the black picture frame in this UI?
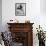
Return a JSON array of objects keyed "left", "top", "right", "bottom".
[{"left": 15, "top": 3, "right": 26, "bottom": 16}]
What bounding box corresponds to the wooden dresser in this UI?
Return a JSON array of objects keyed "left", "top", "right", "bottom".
[{"left": 7, "top": 23, "right": 34, "bottom": 46}]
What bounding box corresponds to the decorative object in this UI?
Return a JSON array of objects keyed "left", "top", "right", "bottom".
[
  {"left": 1, "top": 31, "right": 12, "bottom": 46},
  {"left": 36, "top": 25, "right": 45, "bottom": 46},
  {"left": 0, "top": 32, "right": 5, "bottom": 46},
  {"left": 25, "top": 20, "right": 30, "bottom": 23},
  {"left": 8, "top": 19, "right": 19, "bottom": 23},
  {"left": 15, "top": 3, "right": 26, "bottom": 16},
  {"left": 44, "top": 31, "right": 46, "bottom": 40}
]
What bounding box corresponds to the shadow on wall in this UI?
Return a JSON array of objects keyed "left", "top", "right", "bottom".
[
  {"left": 40, "top": 0, "right": 46, "bottom": 14},
  {"left": 0, "top": 0, "right": 2, "bottom": 32}
]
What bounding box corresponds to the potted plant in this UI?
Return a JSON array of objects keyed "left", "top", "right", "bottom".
[{"left": 36, "top": 25, "right": 45, "bottom": 46}]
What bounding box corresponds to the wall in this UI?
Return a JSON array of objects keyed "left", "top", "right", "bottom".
[
  {"left": 2, "top": 0, "right": 46, "bottom": 46},
  {"left": 40, "top": 1, "right": 46, "bottom": 45},
  {"left": 2, "top": 0, "right": 40, "bottom": 30},
  {"left": 2, "top": 0, "right": 43, "bottom": 46},
  {"left": 2, "top": 0, "right": 40, "bottom": 46},
  {"left": 40, "top": 0, "right": 46, "bottom": 13},
  {"left": 40, "top": 0, "right": 46, "bottom": 31},
  {"left": 0, "top": 0, "right": 2, "bottom": 32}
]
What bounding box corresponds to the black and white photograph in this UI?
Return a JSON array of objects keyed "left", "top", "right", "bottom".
[{"left": 15, "top": 3, "right": 26, "bottom": 16}]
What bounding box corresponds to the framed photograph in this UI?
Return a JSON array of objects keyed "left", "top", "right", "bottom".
[{"left": 15, "top": 3, "right": 26, "bottom": 16}]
